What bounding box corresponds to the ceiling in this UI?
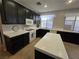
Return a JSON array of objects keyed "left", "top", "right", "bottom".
[{"left": 14, "top": 0, "right": 79, "bottom": 13}]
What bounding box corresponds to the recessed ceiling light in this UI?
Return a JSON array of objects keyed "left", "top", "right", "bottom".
[
  {"left": 68, "top": 0, "right": 73, "bottom": 3},
  {"left": 44, "top": 4, "right": 48, "bottom": 8},
  {"left": 36, "top": 2, "right": 42, "bottom": 5}
]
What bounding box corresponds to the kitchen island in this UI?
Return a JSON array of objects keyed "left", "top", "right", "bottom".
[{"left": 35, "top": 33, "right": 69, "bottom": 59}]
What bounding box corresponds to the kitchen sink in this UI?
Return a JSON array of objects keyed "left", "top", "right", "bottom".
[{"left": 25, "top": 29, "right": 34, "bottom": 31}]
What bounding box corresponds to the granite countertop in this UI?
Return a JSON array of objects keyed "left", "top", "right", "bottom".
[{"left": 35, "top": 33, "right": 69, "bottom": 59}]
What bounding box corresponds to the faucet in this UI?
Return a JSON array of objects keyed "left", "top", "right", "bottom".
[{"left": 12, "top": 26, "right": 19, "bottom": 32}]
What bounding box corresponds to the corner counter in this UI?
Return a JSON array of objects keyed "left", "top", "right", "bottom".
[{"left": 50, "top": 28, "right": 79, "bottom": 44}]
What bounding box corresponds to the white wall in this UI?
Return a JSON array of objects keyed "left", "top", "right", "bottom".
[{"left": 53, "top": 11, "right": 65, "bottom": 29}]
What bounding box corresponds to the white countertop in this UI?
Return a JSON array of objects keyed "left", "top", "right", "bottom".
[
  {"left": 3, "top": 26, "right": 79, "bottom": 38},
  {"left": 3, "top": 27, "right": 49, "bottom": 38},
  {"left": 40, "top": 27, "right": 79, "bottom": 33},
  {"left": 3, "top": 27, "right": 39, "bottom": 38},
  {"left": 52, "top": 28, "right": 79, "bottom": 34},
  {"left": 35, "top": 33, "right": 69, "bottom": 59},
  {"left": 3, "top": 30, "right": 29, "bottom": 38}
]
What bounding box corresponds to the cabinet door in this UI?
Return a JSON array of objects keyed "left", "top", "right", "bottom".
[
  {"left": 33, "top": 14, "right": 37, "bottom": 24},
  {"left": 36, "top": 29, "right": 50, "bottom": 38},
  {"left": 17, "top": 5, "right": 26, "bottom": 24},
  {"left": 26, "top": 10, "right": 30, "bottom": 19},
  {"left": 26, "top": 10, "right": 33, "bottom": 19},
  {"left": 5, "top": 0, "right": 17, "bottom": 24},
  {"left": 35, "top": 50, "right": 55, "bottom": 59},
  {"left": 36, "top": 15, "right": 41, "bottom": 27},
  {"left": 57, "top": 31, "right": 79, "bottom": 44},
  {"left": 5, "top": 33, "right": 29, "bottom": 54}
]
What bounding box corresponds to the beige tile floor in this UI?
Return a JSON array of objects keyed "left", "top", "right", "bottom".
[
  {"left": 0, "top": 38, "right": 79, "bottom": 59},
  {"left": 64, "top": 42, "right": 79, "bottom": 59},
  {"left": 9, "top": 38, "right": 40, "bottom": 59},
  {"left": 0, "top": 40, "right": 12, "bottom": 59}
]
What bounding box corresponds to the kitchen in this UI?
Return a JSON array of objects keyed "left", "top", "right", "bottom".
[{"left": 0, "top": 0, "right": 79, "bottom": 59}]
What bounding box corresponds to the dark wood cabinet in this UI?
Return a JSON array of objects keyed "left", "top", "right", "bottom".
[
  {"left": 4, "top": 0, "right": 17, "bottom": 24},
  {"left": 33, "top": 14, "right": 37, "bottom": 24},
  {"left": 2, "top": 0, "right": 27, "bottom": 24},
  {"left": 57, "top": 31, "right": 79, "bottom": 44},
  {"left": 25, "top": 10, "right": 41, "bottom": 27},
  {"left": 36, "top": 29, "right": 50, "bottom": 38},
  {"left": 4, "top": 33, "right": 29, "bottom": 54},
  {"left": 36, "top": 15, "right": 41, "bottom": 27},
  {"left": 25, "top": 10, "right": 31, "bottom": 19},
  {"left": 17, "top": 5, "right": 26, "bottom": 24},
  {"left": 26, "top": 10, "right": 33, "bottom": 19},
  {"left": 2, "top": 0, "right": 41, "bottom": 24},
  {"left": 35, "top": 50, "right": 55, "bottom": 59},
  {"left": 33, "top": 13, "right": 41, "bottom": 27}
]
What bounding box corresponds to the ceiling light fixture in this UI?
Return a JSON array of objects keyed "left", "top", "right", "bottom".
[
  {"left": 44, "top": 4, "right": 48, "bottom": 8},
  {"left": 68, "top": 0, "right": 73, "bottom": 3},
  {"left": 36, "top": 2, "right": 42, "bottom": 5}
]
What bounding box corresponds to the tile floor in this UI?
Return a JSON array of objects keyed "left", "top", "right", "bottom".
[
  {"left": 0, "top": 38, "right": 79, "bottom": 59},
  {"left": 64, "top": 42, "right": 79, "bottom": 59}
]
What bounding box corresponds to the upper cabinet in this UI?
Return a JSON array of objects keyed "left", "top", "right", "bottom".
[
  {"left": 35, "top": 14, "right": 41, "bottom": 27},
  {"left": 2, "top": 0, "right": 26, "bottom": 24},
  {"left": 5, "top": 0, "right": 17, "bottom": 24},
  {"left": 1, "top": 0, "right": 41, "bottom": 24},
  {"left": 26, "top": 10, "right": 34, "bottom": 19},
  {"left": 1, "top": 0, "right": 17, "bottom": 24},
  {"left": 17, "top": 4, "right": 26, "bottom": 24}
]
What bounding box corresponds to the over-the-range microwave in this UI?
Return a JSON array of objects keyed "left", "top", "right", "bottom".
[{"left": 26, "top": 19, "right": 33, "bottom": 25}]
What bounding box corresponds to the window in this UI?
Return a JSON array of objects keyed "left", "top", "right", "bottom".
[
  {"left": 64, "top": 16, "right": 79, "bottom": 32},
  {"left": 74, "top": 16, "right": 79, "bottom": 31},
  {"left": 40, "top": 15, "right": 55, "bottom": 29},
  {"left": 64, "top": 16, "right": 75, "bottom": 30}
]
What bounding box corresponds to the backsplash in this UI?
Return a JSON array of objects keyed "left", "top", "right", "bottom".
[
  {"left": 2, "top": 24, "right": 37, "bottom": 32},
  {"left": 2, "top": 24, "right": 24, "bottom": 31}
]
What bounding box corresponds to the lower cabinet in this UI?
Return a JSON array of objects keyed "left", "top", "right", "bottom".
[
  {"left": 57, "top": 31, "right": 79, "bottom": 44},
  {"left": 35, "top": 50, "right": 55, "bottom": 59},
  {"left": 36, "top": 29, "right": 50, "bottom": 38},
  {"left": 4, "top": 33, "right": 29, "bottom": 54}
]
